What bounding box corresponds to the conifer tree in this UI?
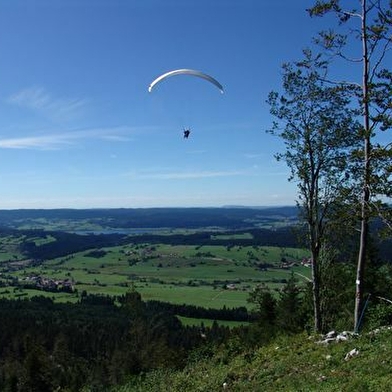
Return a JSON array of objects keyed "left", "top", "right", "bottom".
[{"left": 276, "top": 273, "right": 305, "bottom": 333}]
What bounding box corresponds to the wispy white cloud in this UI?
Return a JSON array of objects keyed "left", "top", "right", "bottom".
[
  {"left": 7, "top": 86, "right": 87, "bottom": 121},
  {"left": 127, "top": 169, "right": 249, "bottom": 180},
  {"left": 0, "top": 127, "right": 135, "bottom": 150},
  {"left": 0, "top": 134, "right": 72, "bottom": 150}
]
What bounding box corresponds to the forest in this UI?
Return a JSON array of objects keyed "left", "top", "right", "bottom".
[
  {"left": 17, "top": 227, "right": 302, "bottom": 261},
  {"left": 0, "top": 277, "right": 313, "bottom": 391},
  {"left": 0, "top": 291, "right": 225, "bottom": 391}
]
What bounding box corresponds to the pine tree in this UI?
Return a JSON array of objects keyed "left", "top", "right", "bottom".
[{"left": 276, "top": 273, "right": 305, "bottom": 333}]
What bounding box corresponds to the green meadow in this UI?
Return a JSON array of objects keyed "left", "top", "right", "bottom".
[{"left": 1, "top": 238, "right": 311, "bottom": 309}]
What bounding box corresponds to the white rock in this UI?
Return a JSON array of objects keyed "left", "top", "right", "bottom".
[
  {"left": 344, "top": 348, "right": 359, "bottom": 361},
  {"left": 325, "top": 330, "right": 336, "bottom": 339}
]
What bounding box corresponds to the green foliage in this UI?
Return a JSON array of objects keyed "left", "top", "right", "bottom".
[
  {"left": 121, "top": 328, "right": 392, "bottom": 391},
  {"left": 308, "top": 0, "right": 392, "bottom": 333},
  {"left": 248, "top": 283, "right": 276, "bottom": 324},
  {"left": 318, "top": 246, "right": 356, "bottom": 332},
  {"left": 276, "top": 273, "right": 306, "bottom": 333},
  {"left": 267, "top": 47, "right": 362, "bottom": 332},
  {"left": 246, "top": 274, "right": 310, "bottom": 347},
  {"left": 247, "top": 283, "right": 277, "bottom": 344},
  {"left": 84, "top": 249, "right": 107, "bottom": 258},
  {"left": 0, "top": 293, "right": 233, "bottom": 391},
  {"left": 366, "top": 303, "right": 392, "bottom": 331}
]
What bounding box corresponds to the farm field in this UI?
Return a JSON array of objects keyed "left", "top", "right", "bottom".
[{"left": 0, "top": 237, "right": 311, "bottom": 309}]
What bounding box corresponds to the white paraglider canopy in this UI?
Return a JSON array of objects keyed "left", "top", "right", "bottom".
[{"left": 148, "top": 69, "right": 224, "bottom": 93}]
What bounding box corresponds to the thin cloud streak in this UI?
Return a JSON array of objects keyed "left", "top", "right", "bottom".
[
  {"left": 7, "top": 86, "right": 88, "bottom": 121},
  {"left": 0, "top": 135, "right": 72, "bottom": 150},
  {"left": 128, "top": 169, "right": 250, "bottom": 180},
  {"left": 0, "top": 127, "right": 135, "bottom": 150},
  {"left": 124, "top": 166, "right": 289, "bottom": 181}
]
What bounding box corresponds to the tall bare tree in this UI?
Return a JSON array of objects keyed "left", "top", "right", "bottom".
[
  {"left": 309, "top": 0, "right": 392, "bottom": 332},
  {"left": 267, "top": 50, "right": 360, "bottom": 332}
]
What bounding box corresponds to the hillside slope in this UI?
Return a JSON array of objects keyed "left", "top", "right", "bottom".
[{"left": 116, "top": 328, "right": 392, "bottom": 391}]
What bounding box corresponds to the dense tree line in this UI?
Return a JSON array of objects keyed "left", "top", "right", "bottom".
[
  {"left": 20, "top": 230, "right": 127, "bottom": 260},
  {"left": 17, "top": 226, "right": 301, "bottom": 261},
  {"left": 0, "top": 292, "right": 232, "bottom": 391},
  {"left": 0, "top": 277, "right": 339, "bottom": 391},
  {"left": 146, "top": 300, "right": 252, "bottom": 322},
  {"left": 17, "top": 224, "right": 392, "bottom": 264}
]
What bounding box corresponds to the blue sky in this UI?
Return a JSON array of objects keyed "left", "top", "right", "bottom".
[{"left": 0, "top": 0, "right": 337, "bottom": 209}]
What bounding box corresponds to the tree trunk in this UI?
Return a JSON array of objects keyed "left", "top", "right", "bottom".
[
  {"left": 354, "top": 191, "right": 369, "bottom": 332},
  {"left": 354, "top": 0, "right": 371, "bottom": 333},
  {"left": 309, "top": 215, "right": 322, "bottom": 333},
  {"left": 311, "top": 252, "right": 321, "bottom": 332}
]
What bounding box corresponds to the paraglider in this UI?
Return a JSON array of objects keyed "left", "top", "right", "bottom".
[
  {"left": 148, "top": 69, "right": 224, "bottom": 94},
  {"left": 148, "top": 69, "right": 223, "bottom": 138},
  {"left": 183, "top": 128, "right": 191, "bottom": 139}
]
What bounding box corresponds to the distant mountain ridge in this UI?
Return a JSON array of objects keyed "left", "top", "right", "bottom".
[{"left": 0, "top": 206, "right": 299, "bottom": 230}]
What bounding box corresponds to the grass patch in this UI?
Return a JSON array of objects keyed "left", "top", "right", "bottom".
[{"left": 118, "top": 328, "right": 392, "bottom": 391}]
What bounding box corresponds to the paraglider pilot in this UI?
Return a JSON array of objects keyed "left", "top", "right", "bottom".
[{"left": 183, "top": 129, "right": 191, "bottom": 139}]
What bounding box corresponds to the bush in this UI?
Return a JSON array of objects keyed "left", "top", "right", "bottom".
[{"left": 365, "top": 303, "right": 392, "bottom": 330}]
